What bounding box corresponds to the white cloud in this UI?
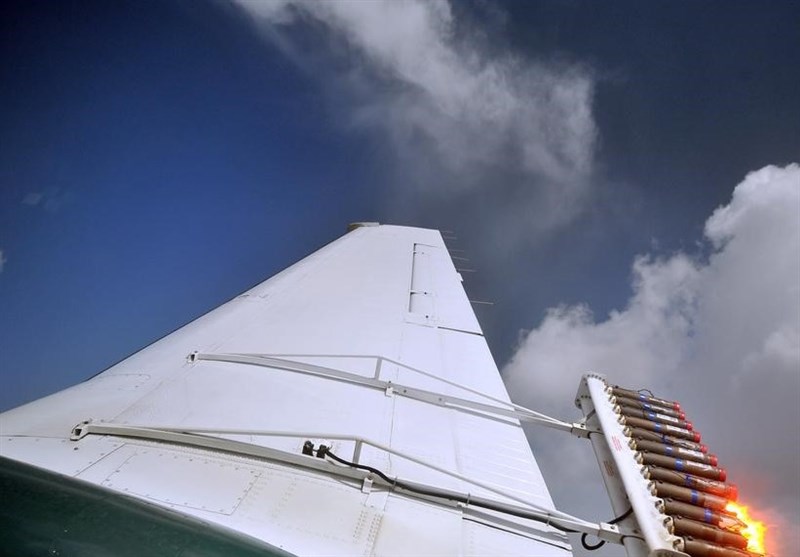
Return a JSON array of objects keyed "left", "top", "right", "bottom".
[
  {"left": 0, "top": 249, "right": 6, "bottom": 274},
  {"left": 504, "top": 164, "right": 800, "bottom": 555},
  {"left": 230, "top": 0, "right": 596, "bottom": 226}
]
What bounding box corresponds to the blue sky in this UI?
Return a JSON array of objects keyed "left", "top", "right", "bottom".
[{"left": 2, "top": 1, "right": 798, "bottom": 552}]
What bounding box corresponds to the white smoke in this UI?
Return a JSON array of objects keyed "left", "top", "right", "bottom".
[
  {"left": 505, "top": 164, "right": 800, "bottom": 555},
  {"left": 230, "top": 0, "right": 596, "bottom": 227}
]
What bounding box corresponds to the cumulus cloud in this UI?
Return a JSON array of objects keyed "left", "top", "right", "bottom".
[
  {"left": 230, "top": 0, "right": 596, "bottom": 227},
  {"left": 504, "top": 164, "right": 800, "bottom": 555}
]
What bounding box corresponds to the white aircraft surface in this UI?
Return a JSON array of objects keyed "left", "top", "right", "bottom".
[{"left": 1, "top": 224, "right": 591, "bottom": 556}]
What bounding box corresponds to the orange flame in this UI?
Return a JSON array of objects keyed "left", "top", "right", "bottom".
[{"left": 725, "top": 501, "right": 767, "bottom": 555}]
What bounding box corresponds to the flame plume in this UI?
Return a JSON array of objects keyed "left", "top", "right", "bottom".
[{"left": 724, "top": 502, "right": 766, "bottom": 555}]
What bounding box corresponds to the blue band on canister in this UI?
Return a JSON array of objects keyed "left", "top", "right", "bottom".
[
  {"left": 704, "top": 508, "right": 713, "bottom": 523},
  {"left": 675, "top": 459, "right": 684, "bottom": 471},
  {"left": 691, "top": 490, "right": 699, "bottom": 505}
]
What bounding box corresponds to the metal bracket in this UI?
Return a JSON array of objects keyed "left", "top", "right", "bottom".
[
  {"left": 70, "top": 420, "right": 92, "bottom": 441},
  {"left": 569, "top": 421, "right": 591, "bottom": 438},
  {"left": 361, "top": 474, "right": 374, "bottom": 494}
]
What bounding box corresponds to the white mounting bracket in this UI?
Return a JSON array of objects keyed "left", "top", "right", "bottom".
[
  {"left": 576, "top": 373, "right": 688, "bottom": 557},
  {"left": 361, "top": 474, "right": 374, "bottom": 494}
]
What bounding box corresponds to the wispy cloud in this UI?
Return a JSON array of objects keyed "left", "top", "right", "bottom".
[
  {"left": 22, "top": 192, "right": 44, "bottom": 206},
  {"left": 504, "top": 164, "right": 800, "bottom": 555},
  {"left": 0, "top": 249, "right": 7, "bottom": 274},
  {"left": 230, "top": 0, "right": 596, "bottom": 229},
  {"left": 21, "top": 188, "right": 69, "bottom": 213}
]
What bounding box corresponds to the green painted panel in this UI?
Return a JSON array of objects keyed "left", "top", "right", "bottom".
[{"left": 0, "top": 455, "right": 295, "bottom": 557}]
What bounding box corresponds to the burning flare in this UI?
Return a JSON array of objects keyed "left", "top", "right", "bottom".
[{"left": 724, "top": 501, "right": 766, "bottom": 554}]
